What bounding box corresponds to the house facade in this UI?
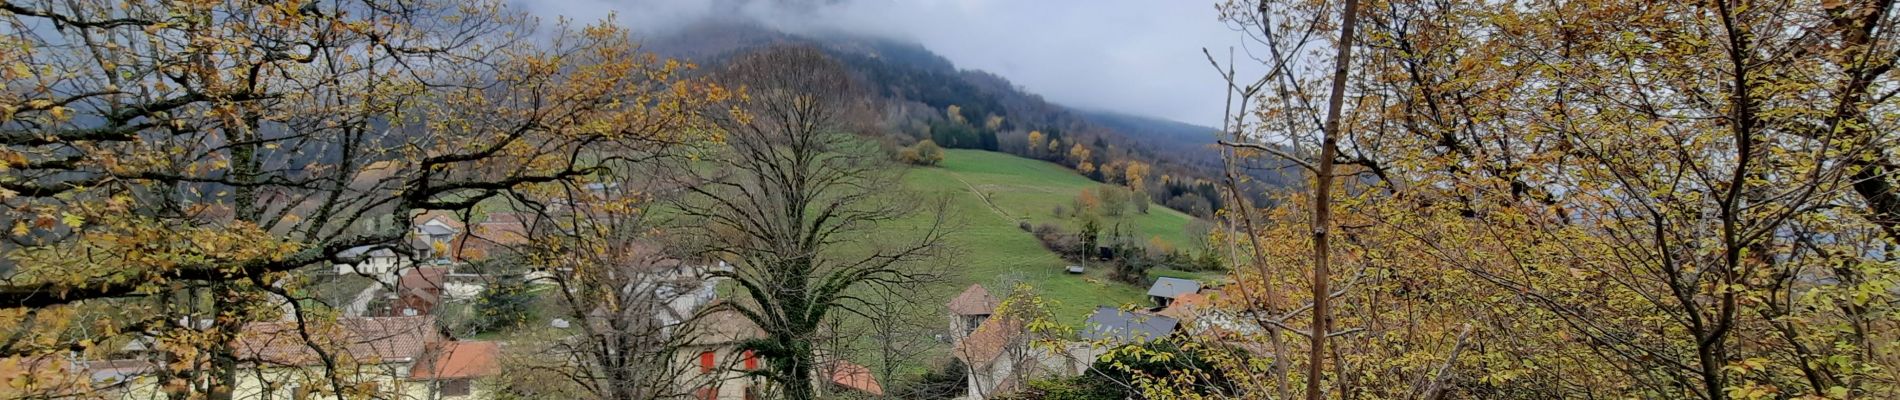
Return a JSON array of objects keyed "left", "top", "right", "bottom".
[
  {"left": 679, "top": 306, "right": 770, "bottom": 400},
  {"left": 677, "top": 305, "right": 883, "bottom": 400}
]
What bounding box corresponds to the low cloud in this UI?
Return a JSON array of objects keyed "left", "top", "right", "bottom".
[{"left": 515, "top": 0, "right": 1263, "bottom": 126}]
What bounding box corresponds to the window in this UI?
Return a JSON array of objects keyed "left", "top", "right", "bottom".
[
  {"left": 440, "top": 379, "right": 471, "bottom": 397},
  {"left": 742, "top": 350, "right": 757, "bottom": 370},
  {"left": 696, "top": 387, "right": 716, "bottom": 400},
  {"left": 699, "top": 351, "right": 717, "bottom": 373},
  {"left": 744, "top": 385, "right": 758, "bottom": 400}
]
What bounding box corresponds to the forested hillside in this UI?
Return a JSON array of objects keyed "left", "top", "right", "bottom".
[{"left": 647, "top": 21, "right": 1289, "bottom": 217}]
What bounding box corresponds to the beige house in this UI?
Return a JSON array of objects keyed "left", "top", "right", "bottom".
[
  {"left": 679, "top": 305, "right": 884, "bottom": 400},
  {"left": 680, "top": 306, "right": 771, "bottom": 400}
]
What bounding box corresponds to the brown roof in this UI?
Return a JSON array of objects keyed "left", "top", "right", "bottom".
[
  {"left": 824, "top": 360, "right": 884, "bottom": 396},
  {"left": 952, "top": 317, "right": 1022, "bottom": 367},
  {"left": 458, "top": 214, "right": 532, "bottom": 261},
  {"left": 947, "top": 284, "right": 998, "bottom": 316},
  {"left": 399, "top": 267, "right": 449, "bottom": 292},
  {"left": 471, "top": 222, "right": 530, "bottom": 246},
  {"left": 409, "top": 341, "right": 501, "bottom": 380},
  {"left": 1158, "top": 292, "right": 1210, "bottom": 320},
  {"left": 235, "top": 316, "right": 439, "bottom": 366}
]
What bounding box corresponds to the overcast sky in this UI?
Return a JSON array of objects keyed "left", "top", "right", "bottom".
[{"left": 518, "top": 0, "right": 1263, "bottom": 127}]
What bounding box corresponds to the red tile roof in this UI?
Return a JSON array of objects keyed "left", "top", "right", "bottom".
[
  {"left": 947, "top": 284, "right": 998, "bottom": 316},
  {"left": 235, "top": 316, "right": 439, "bottom": 366},
  {"left": 824, "top": 360, "right": 883, "bottom": 396},
  {"left": 409, "top": 341, "right": 501, "bottom": 380}
]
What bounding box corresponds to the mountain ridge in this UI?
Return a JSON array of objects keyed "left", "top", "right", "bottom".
[{"left": 646, "top": 20, "right": 1288, "bottom": 213}]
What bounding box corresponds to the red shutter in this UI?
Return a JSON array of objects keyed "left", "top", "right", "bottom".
[
  {"left": 742, "top": 350, "right": 757, "bottom": 370},
  {"left": 697, "top": 387, "right": 716, "bottom": 400},
  {"left": 699, "top": 351, "right": 716, "bottom": 373}
]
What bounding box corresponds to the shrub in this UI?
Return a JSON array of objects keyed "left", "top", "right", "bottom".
[
  {"left": 472, "top": 278, "right": 535, "bottom": 334},
  {"left": 1031, "top": 223, "right": 1082, "bottom": 257},
  {"left": 897, "top": 359, "right": 969, "bottom": 400},
  {"left": 1096, "top": 186, "right": 1129, "bottom": 216},
  {"left": 899, "top": 139, "right": 945, "bottom": 166}
]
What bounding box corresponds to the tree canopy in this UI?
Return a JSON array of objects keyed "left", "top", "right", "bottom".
[{"left": 0, "top": 0, "right": 721, "bottom": 397}]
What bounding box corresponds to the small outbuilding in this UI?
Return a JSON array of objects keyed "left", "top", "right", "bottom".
[{"left": 1146, "top": 277, "right": 1203, "bottom": 308}]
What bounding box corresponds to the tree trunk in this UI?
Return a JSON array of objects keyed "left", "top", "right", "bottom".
[
  {"left": 1308, "top": 0, "right": 1362, "bottom": 398},
  {"left": 782, "top": 339, "right": 817, "bottom": 400}
]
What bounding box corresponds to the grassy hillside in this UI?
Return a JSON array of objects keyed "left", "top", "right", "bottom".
[
  {"left": 829, "top": 148, "right": 1211, "bottom": 382},
  {"left": 893, "top": 149, "right": 1202, "bottom": 323},
  {"left": 925, "top": 150, "right": 1199, "bottom": 247}
]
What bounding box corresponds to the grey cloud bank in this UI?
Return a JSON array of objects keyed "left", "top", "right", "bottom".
[{"left": 514, "top": 0, "right": 1262, "bottom": 127}]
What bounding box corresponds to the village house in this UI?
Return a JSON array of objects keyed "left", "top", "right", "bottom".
[
  {"left": 335, "top": 245, "right": 411, "bottom": 281},
  {"left": 946, "top": 284, "right": 998, "bottom": 339},
  {"left": 948, "top": 284, "right": 1084, "bottom": 400},
  {"left": 413, "top": 211, "right": 467, "bottom": 265},
  {"left": 680, "top": 305, "right": 884, "bottom": 400},
  {"left": 680, "top": 306, "right": 770, "bottom": 400},
  {"left": 335, "top": 210, "right": 504, "bottom": 284},
  {"left": 80, "top": 316, "right": 502, "bottom": 400},
  {"left": 389, "top": 267, "right": 481, "bottom": 316},
  {"left": 234, "top": 316, "right": 501, "bottom": 399},
  {"left": 652, "top": 255, "right": 879, "bottom": 400}
]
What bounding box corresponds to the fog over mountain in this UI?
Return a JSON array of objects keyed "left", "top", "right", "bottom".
[{"left": 514, "top": 0, "right": 1265, "bottom": 126}]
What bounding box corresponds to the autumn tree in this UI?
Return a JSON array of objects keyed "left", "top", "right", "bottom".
[
  {"left": 947, "top": 104, "right": 967, "bottom": 125},
  {"left": 1198, "top": 0, "right": 1900, "bottom": 399},
  {"left": 668, "top": 44, "right": 949, "bottom": 400},
  {"left": 1123, "top": 161, "right": 1152, "bottom": 193},
  {"left": 0, "top": 1, "right": 721, "bottom": 397},
  {"left": 1026, "top": 131, "right": 1046, "bottom": 158},
  {"left": 1068, "top": 143, "right": 1095, "bottom": 175},
  {"left": 1074, "top": 189, "right": 1102, "bottom": 216}
]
